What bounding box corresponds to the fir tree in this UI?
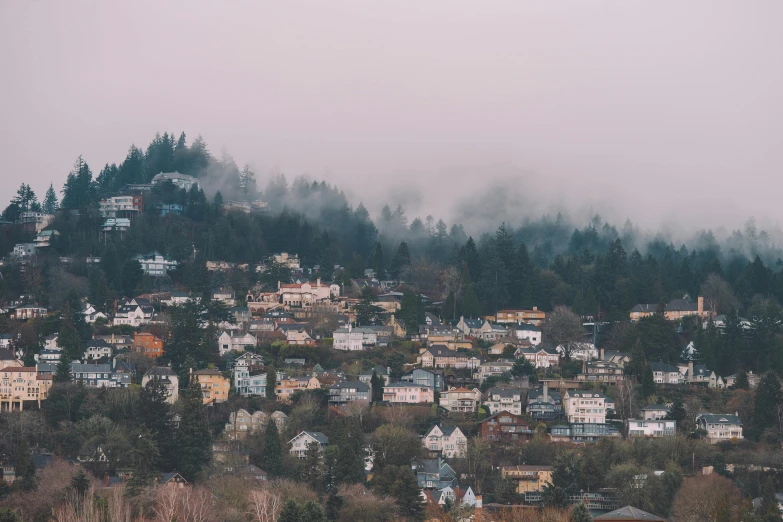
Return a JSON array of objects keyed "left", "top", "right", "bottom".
[
  {"left": 301, "top": 441, "right": 326, "bottom": 492},
  {"left": 388, "top": 467, "right": 425, "bottom": 521},
  {"left": 14, "top": 440, "right": 36, "bottom": 492},
  {"left": 300, "top": 501, "right": 328, "bottom": 522},
  {"left": 370, "top": 371, "right": 383, "bottom": 403},
  {"left": 335, "top": 421, "right": 364, "bottom": 484},
  {"left": 734, "top": 370, "right": 750, "bottom": 390},
  {"left": 175, "top": 379, "right": 211, "bottom": 481},
  {"left": 265, "top": 363, "right": 277, "bottom": 401},
  {"left": 261, "top": 420, "right": 284, "bottom": 477},
  {"left": 754, "top": 372, "right": 782, "bottom": 432},
  {"left": 569, "top": 503, "right": 592, "bottom": 522},
  {"left": 278, "top": 499, "right": 301, "bottom": 522},
  {"left": 70, "top": 469, "right": 90, "bottom": 498},
  {"left": 325, "top": 489, "right": 343, "bottom": 521},
  {"left": 138, "top": 378, "right": 176, "bottom": 470},
  {"left": 42, "top": 184, "right": 58, "bottom": 214},
  {"left": 389, "top": 242, "right": 411, "bottom": 278},
  {"left": 126, "top": 429, "right": 160, "bottom": 496},
  {"left": 641, "top": 364, "right": 656, "bottom": 398}
]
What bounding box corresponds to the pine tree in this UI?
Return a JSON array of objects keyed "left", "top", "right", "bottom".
[
  {"left": 335, "top": 421, "right": 364, "bottom": 484},
  {"left": 126, "top": 429, "right": 160, "bottom": 496},
  {"left": 569, "top": 503, "right": 592, "bottom": 522},
  {"left": 325, "top": 489, "right": 343, "bottom": 521},
  {"left": 138, "top": 378, "right": 176, "bottom": 470},
  {"left": 54, "top": 357, "right": 72, "bottom": 383},
  {"left": 70, "top": 469, "right": 90, "bottom": 498},
  {"left": 461, "top": 284, "right": 480, "bottom": 317},
  {"left": 667, "top": 398, "right": 686, "bottom": 423},
  {"left": 388, "top": 467, "right": 425, "bottom": 521},
  {"left": 42, "top": 184, "right": 58, "bottom": 214},
  {"left": 389, "top": 242, "right": 411, "bottom": 279},
  {"left": 57, "top": 303, "right": 83, "bottom": 364},
  {"left": 300, "top": 501, "right": 327, "bottom": 522},
  {"left": 754, "top": 372, "right": 782, "bottom": 432},
  {"left": 175, "top": 379, "right": 211, "bottom": 481},
  {"left": 278, "top": 499, "right": 302, "bottom": 522},
  {"left": 265, "top": 364, "right": 277, "bottom": 400},
  {"left": 641, "top": 364, "right": 656, "bottom": 398},
  {"left": 261, "top": 420, "right": 284, "bottom": 477},
  {"left": 301, "top": 441, "right": 326, "bottom": 492},
  {"left": 735, "top": 371, "right": 750, "bottom": 390},
  {"left": 370, "top": 371, "right": 383, "bottom": 403},
  {"left": 14, "top": 440, "right": 36, "bottom": 492}
]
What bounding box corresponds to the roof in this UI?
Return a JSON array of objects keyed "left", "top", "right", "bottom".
[
  {"left": 426, "top": 345, "right": 458, "bottom": 357},
  {"left": 641, "top": 404, "right": 670, "bottom": 411},
  {"left": 594, "top": 506, "right": 665, "bottom": 521},
  {"left": 502, "top": 465, "right": 553, "bottom": 472},
  {"left": 566, "top": 390, "right": 607, "bottom": 399},
  {"left": 425, "top": 425, "right": 461, "bottom": 437},
  {"left": 488, "top": 387, "right": 522, "bottom": 399},
  {"left": 295, "top": 431, "right": 329, "bottom": 444},
  {"left": 666, "top": 299, "right": 698, "bottom": 312},
  {"left": 71, "top": 363, "right": 112, "bottom": 373},
  {"left": 194, "top": 369, "right": 224, "bottom": 377},
  {"left": 482, "top": 411, "right": 527, "bottom": 424},
  {"left": 360, "top": 365, "right": 388, "bottom": 377},
  {"left": 528, "top": 388, "right": 561, "bottom": 401},
  {"left": 145, "top": 367, "right": 176, "bottom": 377},
  {"left": 514, "top": 323, "right": 541, "bottom": 331},
  {"left": 697, "top": 413, "right": 742, "bottom": 425},
  {"left": 160, "top": 472, "right": 188, "bottom": 484},
  {"left": 0, "top": 349, "right": 17, "bottom": 361},
  {"left": 330, "top": 380, "right": 369, "bottom": 392},
  {"left": 650, "top": 361, "right": 680, "bottom": 373},
  {"left": 630, "top": 303, "right": 658, "bottom": 313}
]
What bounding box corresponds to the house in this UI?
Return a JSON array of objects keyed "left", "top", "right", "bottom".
[
  {"left": 159, "top": 472, "right": 189, "bottom": 488},
  {"left": 0, "top": 335, "right": 11, "bottom": 350},
  {"left": 113, "top": 298, "right": 154, "bottom": 327},
  {"left": 576, "top": 360, "right": 626, "bottom": 384},
  {"left": 475, "top": 322, "right": 508, "bottom": 342},
  {"left": 83, "top": 339, "right": 113, "bottom": 361},
  {"left": 650, "top": 362, "right": 683, "bottom": 384},
  {"left": 709, "top": 314, "right": 752, "bottom": 330},
  {"left": 640, "top": 405, "right": 670, "bottom": 420},
  {"left": 515, "top": 347, "right": 560, "bottom": 368},
  {"left": 593, "top": 506, "right": 665, "bottom": 521},
  {"left": 488, "top": 342, "right": 516, "bottom": 356},
  {"left": 93, "top": 334, "right": 133, "bottom": 350},
  {"left": 455, "top": 316, "right": 485, "bottom": 336},
  {"left": 556, "top": 342, "right": 598, "bottom": 361},
  {"left": 386, "top": 314, "right": 407, "bottom": 338},
  {"left": 501, "top": 465, "right": 553, "bottom": 495},
  {"left": 284, "top": 328, "right": 315, "bottom": 346},
  {"left": 289, "top": 431, "right": 328, "bottom": 458},
  {"left": 157, "top": 203, "right": 183, "bottom": 216},
  {"left": 12, "top": 243, "right": 37, "bottom": 258},
  {"left": 724, "top": 371, "right": 762, "bottom": 389},
  {"left": 480, "top": 411, "right": 532, "bottom": 442},
  {"left": 679, "top": 361, "right": 724, "bottom": 388},
  {"left": 270, "top": 252, "right": 301, "bottom": 270},
  {"left": 224, "top": 409, "right": 287, "bottom": 439},
  {"left": 476, "top": 360, "right": 514, "bottom": 384},
  {"left": 600, "top": 349, "right": 631, "bottom": 367},
  {"left": 484, "top": 387, "right": 525, "bottom": 415},
  {"left": 627, "top": 419, "right": 676, "bottom": 437},
  {"left": 527, "top": 384, "right": 562, "bottom": 420},
  {"left": 275, "top": 376, "right": 320, "bottom": 402},
  {"left": 423, "top": 486, "right": 481, "bottom": 508},
  {"left": 278, "top": 279, "right": 338, "bottom": 307},
  {"left": 629, "top": 296, "right": 714, "bottom": 322},
  {"left": 696, "top": 413, "right": 743, "bottom": 443},
  {"left": 495, "top": 308, "right": 546, "bottom": 325},
  {"left": 422, "top": 425, "right": 468, "bottom": 458},
  {"left": 411, "top": 457, "right": 457, "bottom": 489},
  {"left": 192, "top": 369, "right": 230, "bottom": 404},
  {"left": 421, "top": 345, "right": 481, "bottom": 370},
  {"left": 0, "top": 366, "right": 52, "bottom": 409},
  {"left": 563, "top": 390, "right": 608, "bottom": 424},
  {"left": 133, "top": 332, "right": 164, "bottom": 358},
  {"left": 232, "top": 352, "right": 266, "bottom": 394},
  {"left": 549, "top": 423, "right": 620, "bottom": 443},
  {"left": 328, "top": 381, "right": 371, "bottom": 408},
  {"left": 141, "top": 367, "right": 179, "bottom": 404},
  {"left": 439, "top": 387, "right": 482, "bottom": 413},
  {"left": 218, "top": 331, "right": 257, "bottom": 356},
  {"left": 151, "top": 171, "right": 199, "bottom": 191},
  {"left": 10, "top": 305, "right": 48, "bottom": 321},
  {"left": 513, "top": 323, "right": 542, "bottom": 345},
  {"left": 33, "top": 229, "right": 59, "bottom": 247},
  {"left": 35, "top": 349, "right": 61, "bottom": 363},
  {"left": 401, "top": 368, "right": 444, "bottom": 392},
  {"left": 359, "top": 365, "right": 390, "bottom": 386},
  {"left": 44, "top": 335, "right": 59, "bottom": 351},
  {"left": 71, "top": 363, "right": 131, "bottom": 388},
  {"left": 102, "top": 218, "right": 131, "bottom": 232},
  {"left": 382, "top": 382, "right": 434, "bottom": 404},
  {"left": 82, "top": 303, "right": 108, "bottom": 324},
  {"left": 212, "top": 289, "right": 236, "bottom": 307},
  {"left": 132, "top": 252, "right": 178, "bottom": 276}
]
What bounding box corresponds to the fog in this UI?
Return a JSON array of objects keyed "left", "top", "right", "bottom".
[{"left": 1, "top": 1, "right": 782, "bottom": 235}]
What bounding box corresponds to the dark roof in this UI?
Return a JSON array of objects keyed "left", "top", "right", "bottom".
[
  {"left": 641, "top": 404, "right": 670, "bottom": 411},
  {"left": 666, "top": 299, "right": 698, "bottom": 312},
  {"left": 360, "top": 365, "right": 388, "bottom": 377},
  {"left": 514, "top": 323, "right": 541, "bottom": 331},
  {"left": 330, "top": 380, "right": 369, "bottom": 392},
  {"left": 145, "top": 367, "right": 176, "bottom": 377},
  {"left": 697, "top": 413, "right": 742, "bottom": 425},
  {"left": 160, "top": 472, "right": 188, "bottom": 484},
  {"left": 630, "top": 304, "right": 658, "bottom": 313},
  {"left": 84, "top": 339, "right": 112, "bottom": 349},
  {"left": 299, "top": 431, "right": 329, "bottom": 444},
  {"left": 0, "top": 349, "right": 17, "bottom": 361},
  {"left": 488, "top": 387, "right": 523, "bottom": 399},
  {"left": 482, "top": 411, "right": 527, "bottom": 424},
  {"left": 650, "top": 361, "right": 679, "bottom": 373},
  {"left": 426, "top": 345, "right": 457, "bottom": 357},
  {"left": 594, "top": 506, "right": 665, "bottom": 521}
]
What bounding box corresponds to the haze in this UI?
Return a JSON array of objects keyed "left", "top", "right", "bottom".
[{"left": 1, "top": 1, "right": 781, "bottom": 234}]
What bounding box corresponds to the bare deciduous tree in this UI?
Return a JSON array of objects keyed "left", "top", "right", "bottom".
[
  {"left": 701, "top": 273, "right": 739, "bottom": 315},
  {"left": 542, "top": 306, "right": 586, "bottom": 360},
  {"left": 247, "top": 489, "right": 283, "bottom": 522}
]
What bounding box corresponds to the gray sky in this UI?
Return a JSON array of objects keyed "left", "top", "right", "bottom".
[{"left": 1, "top": 1, "right": 781, "bottom": 233}]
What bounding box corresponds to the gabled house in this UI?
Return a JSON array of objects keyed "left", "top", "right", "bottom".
[
  {"left": 159, "top": 472, "right": 189, "bottom": 488},
  {"left": 679, "top": 361, "right": 724, "bottom": 388},
  {"left": 333, "top": 326, "right": 376, "bottom": 351},
  {"left": 382, "top": 382, "right": 434, "bottom": 404},
  {"left": 284, "top": 328, "right": 315, "bottom": 346},
  {"left": 513, "top": 323, "right": 542, "bottom": 345},
  {"left": 476, "top": 360, "right": 514, "bottom": 384},
  {"left": 640, "top": 404, "right": 670, "bottom": 420},
  {"left": 218, "top": 331, "right": 257, "bottom": 356},
  {"left": 192, "top": 369, "right": 230, "bottom": 404},
  {"left": 83, "top": 340, "right": 113, "bottom": 361},
  {"left": 113, "top": 298, "right": 154, "bottom": 327},
  {"left": 475, "top": 322, "right": 508, "bottom": 342},
  {"left": 289, "top": 431, "right": 328, "bottom": 458},
  {"left": 501, "top": 465, "right": 553, "bottom": 495},
  {"left": 328, "top": 381, "right": 371, "bottom": 408},
  {"left": 411, "top": 457, "right": 457, "bottom": 490},
  {"left": 420, "top": 345, "right": 481, "bottom": 370},
  {"left": 401, "top": 368, "right": 444, "bottom": 392},
  {"left": 576, "top": 360, "right": 626, "bottom": 383},
  {"left": 650, "top": 362, "right": 682, "bottom": 384},
  {"left": 484, "top": 387, "right": 524, "bottom": 415},
  {"left": 141, "top": 367, "right": 179, "bottom": 404},
  {"left": 422, "top": 425, "right": 468, "bottom": 458},
  {"left": 527, "top": 384, "right": 562, "bottom": 420},
  {"left": 594, "top": 506, "right": 664, "bottom": 521},
  {"left": 563, "top": 390, "right": 608, "bottom": 424},
  {"left": 455, "top": 316, "right": 485, "bottom": 336},
  {"left": 439, "top": 387, "right": 482, "bottom": 413},
  {"left": 480, "top": 411, "right": 532, "bottom": 442},
  {"left": 359, "top": 365, "right": 391, "bottom": 386},
  {"left": 696, "top": 413, "right": 743, "bottom": 443},
  {"left": 133, "top": 332, "right": 164, "bottom": 358},
  {"left": 515, "top": 346, "right": 560, "bottom": 368}
]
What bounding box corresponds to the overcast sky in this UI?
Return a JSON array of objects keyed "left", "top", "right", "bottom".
[{"left": 1, "top": 1, "right": 781, "bottom": 233}]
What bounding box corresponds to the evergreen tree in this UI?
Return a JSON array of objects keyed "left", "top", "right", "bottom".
[
  {"left": 667, "top": 398, "right": 686, "bottom": 424},
  {"left": 175, "top": 379, "right": 211, "bottom": 481},
  {"left": 325, "top": 489, "right": 343, "bottom": 521},
  {"left": 54, "top": 358, "right": 72, "bottom": 383},
  {"left": 278, "top": 499, "right": 302, "bottom": 522},
  {"left": 301, "top": 441, "right": 326, "bottom": 492},
  {"left": 265, "top": 364, "right": 277, "bottom": 401},
  {"left": 641, "top": 364, "right": 656, "bottom": 398},
  {"left": 261, "top": 420, "right": 284, "bottom": 477},
  {"left": 370, "top": 371, "right": 383, "bottom": 403},
  {"left": 734, "top": 370, "right": 750, "bottom": 390},
  {"left": 69, "top": 469, "right": 90, "bottom": 498},
  {"left": 42, "top": 184, "right": 58, "bottom": 214},
  {"left": 13, "top": 440, "right": 36, "bottom": 492},
  {"left": 300, "top": 501, "right": 328, "bottom": 522},
  {"left": 370, "top": 242, "right": 385, "bottom": 279},
  {"left": 138, "top": 378, "right": 176, "bottom": 470},
  {"left": 389, "top": 242, "right": 411, "bottom": 278},
  {"left": 387, "top": 466, "right": 425, "bottom": 521},
  {"left": 569, "top": 503, "right": 592, "bottom": 522},
  {"left": 461, "top": 284, "right": 480, "bottom": 317},
  {"left": 754, "top": 372, "right": 782, "bottom": 432},
  {"left": 443, "top": 290, "right": 456, "bottom": 322},
  {"left": 57, "top": 303, "right": 83, "bottom": 363},
  {"left": 126, "top": 429, "right": 160, "bottom": 495},
  {"left": 335, "top": 421, "right": 364, "bottom": 484}
]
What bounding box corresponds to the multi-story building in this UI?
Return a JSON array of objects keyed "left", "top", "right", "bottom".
[
  {"left": 476, "top": 360, "right": 514, "bottom": 384},
  {"left": 563, "top": 390, "right": 607, "bottom": 424},
  {"left": 71, "top": 363, "right": 131, "bottom": 388},
  {"left": 277, "top": 279, "right": 338, "bottom": 307},
  {"left": 192, "top": 369, "right": 230, "bottom": 404},
  {"left": 576, "top": 360, "right": 626, "bottom": 384},
  {"left": 627, "top": 419, "right": 676, "bottom": 437},
  {"left": 328, "top": 381, "right": 371, "bottom": 408},
  {"left": 411, "top": 457, "right": 457, "bottom": 490},
  {"left": 224, "top": 409, "right": 287, "bottom": 439},
  {"left": 439, "top": 387, "right": 482, "bottom": 413},
  {"left": 513, "top": 323, "right": 542, "bottom": 345},
  {"left": 12, "top": 243, "right": 37, "bottom": 258},
  {"left": 501, "top": 465, "right": 553, "bottom": 495},
  {"left": 271, "top": 252, "right": 301, "bottom": 270},
  {"left": 400, "top": 368, "right": 444, "bottom": 392},
  {"left": 484, "top": 387, "right": 524, "bottom": 415},
  {"left": 679, "top": 361, "right": 724, "bottom": 388},
  {"left": 480, "top": 412, "right": 532, "bottom": 442},
  {"left": 515, "top": 347, "right": 560, "bottom": 368},
  {"left": 0, "top": 365, "right": 52, "bottom": 410},
  {"left": 640, "top": 404, "right": 670, "bottom": 420},
  {"left": 275, "top": 376, "right": 320, "bottom": 402},
  {"left": 132, "top": 252, "right": 178, "bottom": 277},
  {"left": 382, "top": 382, "right": 434, "bottom": 404},
  {"left": 218, "top": 331, "right": 257, "bottom": 356},
  {"left": 113, "top": 298, "right": 154, "bottom": 327},
  {"left": 141, "top": 367, "right": 179, "bottom": 404},
  {"left": 83, "top": 340, "right": 113, "bottom": 361},
  {"left": 495, "top": 308, "right": 546, "bottom": 325},
  {"left": 359, "top": 365, "right": 390, "bottom": 386},
  {"left": 232, "top": 352, "right": 266, "bottom": 395},
  {"left": 133, "top": 332, "right": 164, "bottom": 358},
  {"left": 333, "top": 326, "right": 377, "bottom": 351},
  {"left": 629, "top": 296, "right": 714, "bottom": 322},
  {"left": 696, "top": 413, "right": 743, "bottom": 443},
  {"left": 151, "top": 171, "right": 199, "bottom": 191},
  {"left": 422, "top": 425, "right": 467, "bottom": 458},
  {"left": 420, "top": 345, "right": 481, "bottom": 370},
  {"left": 99, "top": 195, "right": 143, "bottom": 217},
  {"left": 10, "top": 305, "right": 48, "bottom": 321},
  {"left": 549, "top": 423, "right": 620, "bottom": 443},
  {"left": 650, "top": 362, "right": 683, "bottom": 384},
  {"left": 527, "top": 384, "right": 562, "bottom": 420}
]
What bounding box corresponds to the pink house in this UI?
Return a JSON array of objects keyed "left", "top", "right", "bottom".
[{"left": 382, "top": 382, "right": 435, "bottom": 404}]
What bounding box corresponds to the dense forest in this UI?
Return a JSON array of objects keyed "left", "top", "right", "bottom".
[{"left": 2, "top": 132, "right": 783, "bottom": 374}]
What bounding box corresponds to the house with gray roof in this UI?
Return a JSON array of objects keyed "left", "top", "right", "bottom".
[
  {"left": 422, "top": 425, "right": 467, "bottom": 458},
  {"left": 696, "top": 413, "right": 743, "bottom": 443},
  {"left": 594, "top": 505, "right": 664, "bottom": 521},
  {"left": 411, "top": 457, "right": 457, "bottom": 490},
  {"left": 289, "top": 431, "right": 329, "bottom": 458},
  {"left": 328, "top": 381, "right": 371, "bottom": 408}
]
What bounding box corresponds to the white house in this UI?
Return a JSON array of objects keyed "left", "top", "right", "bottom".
[
  {"left": 514, "top": 323, "right": 542, "bottom": 345},
  {"left": 289, "top": 431, "right": 329, "bottom": 458},
  {"left": 563, "top": 390, "right": 607, "bottom": 424},
  {"left": 484, "top": 387, "right": 524, "bottom": 416},
  {"left": 44, "top": 335, "right": 59, "bottom": 351},
  {"left": 556, "top": 342, "right": 598, "bottom": 361},
  {"left": 476, "top": 360, "right": 514, "bottom": 384},
  {"left": 113, "top": 298, "right": 154, "bottom": 327},
  {"left": 218, "top": 331, "right": 257, "bottom": 356},
  {"left": 333, "top": 326, "right": 377, "bottom": 351},
  {"left": 151, "top": 171, "right": 199, "bottom": 191},
  {"left": 12, "top": 243, "right": 37, "bottom": 258},
  {"left": 627, "top": 419, "right": 676, "bottom": 437},
  {"left": 84, "top": 340, "right": 113, "bottom": 361},
  {"left": 423, "top": 425, "right": 468, "bottom": 458},
  {"left": 640, "top": 404, "right": 670, "bottom": 420},
  {"left": 439, "top": 387, "right": 482, "bottom": 413},
  {"left": 83, "top": 303, "right": 108, "bottom": 324},
  {"left": 696, "top": 413, "right": 743, "bottom": 443},
  {"left": 141, "top": 367, "right": 179, "bottom": 404},
  {"left": 278, "top": 279, "right": 337, "bottom": 306},
  {"left": 132, "top": 252, "right": 178, "bottom": 277},
  {"left": 515, "top": 347, "right": 560, "bottom": 368},
  {"left": 650, "top": 362, "right": 683, "bottom": 384}
]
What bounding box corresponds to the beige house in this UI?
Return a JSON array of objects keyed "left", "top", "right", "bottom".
[
  {"left": 563, "top": 390, "right": 608, "bottom": 424},
  {"left": 439, "top": 387, "right": 482, "bottom": 413},
  {"left": 501, "top": 465, "right": 553, "bottom": 494},
  {"left": 421, "top": 345, "right": 481, "bottom": 369},
  {"left": 224, "top": 409, "right": 288, "bottom": 439},
  {"left": 696, "top": 413, "right": 743, "bottom": 443}
]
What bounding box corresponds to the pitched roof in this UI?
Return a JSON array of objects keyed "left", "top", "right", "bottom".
[
  {"left": 295, "top": 431, "right": 329, "bottom": 444},
  {"left": 0, "top": 349, "right": 17, "bottom": 361},
  {"left": 488, "top": 387, "right": 522, "bottom": 399},
  {"left": 641, "top": 404, "right": 670, "bottom": 411},
  {"left": 594, "top": 506, "right": 665, "bottom": 521},
  {"left": 330, "top": 380, "right": 369, "bottom": 392},
  {"left": 360, "top": 365, "right": 388, "bottom": 377},
  {"left": 426, "top": 345, "right": 457, "bottom": 357},
  {"left": 514, "top": 323, "right": 541, "bottom": 331},
  {"left": 666, "top": 299, "right": 698, "bottom": 312},
  {"left": 697, "top": 413, "right": 742, "bottom": 425},
  {"left": 650, "top": 361, "right": 680, "bottom": 373},
  {"left": 630, "top": 303, "right": 658, "bottom": 313},
  {"left": 145, "top": 366, "right": 176, "bottom": 377}
]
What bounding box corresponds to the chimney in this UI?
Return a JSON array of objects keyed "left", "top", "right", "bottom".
[
  {"left": 104, "top": 473, "right": 110, "bottom": 487},
  {"left": 533, "top": 306, "right": 538, "bottom": 311},
  {"left": 317, "top": 278, "right": 321, "bottom": 287},
  {"left": 543, "top": 382, "right": 549, "bottom": 402},
  {"left": 599, "top": 348, "right": 605, "bottom": 361},
  {"left": 277, "top": 281, "right": 281, "bottom": 290},
  {"left": 688, "top": 361, "right": 694, "bottom": 379},
  {"left": 697, "top": 296, "right": 703, "bottom": 315}
]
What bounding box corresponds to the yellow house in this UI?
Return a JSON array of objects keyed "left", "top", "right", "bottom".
[
  {"left": 192, "top": 369, "right": 230, "bottom": 404},
  {"left": 387, "top": 315, "right": 407, "bottom": 338},
  {"left": 495, "top": 308, "right": 546, "bottom": 325},
  {"left": 501, "top": 465, "right": 553, "bottom": 494},
  {"left": 0, "top": 365, "right": 52, "bottom": 411}
]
